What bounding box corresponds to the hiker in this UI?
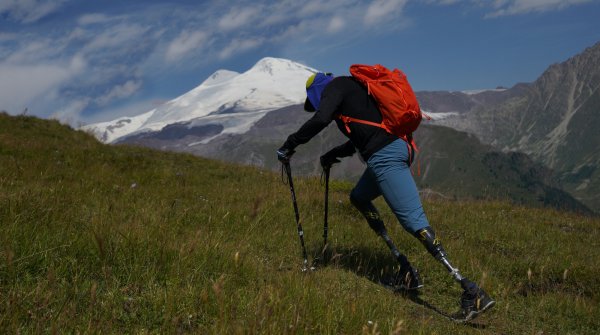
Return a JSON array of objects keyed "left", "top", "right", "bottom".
[{"left": 276, "top": 70, "right": 495, "bottom": 321}]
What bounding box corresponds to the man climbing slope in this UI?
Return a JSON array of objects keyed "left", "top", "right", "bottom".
[{"left": 276, "top": 69, "right": 495, "bottom": 321}]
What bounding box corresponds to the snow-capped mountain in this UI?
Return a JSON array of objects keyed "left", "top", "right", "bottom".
[{"left": 84, "top": 57, "right": 317, "bottom": 143}]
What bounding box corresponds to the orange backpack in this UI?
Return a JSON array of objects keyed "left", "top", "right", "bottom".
[{"left": 340, "top": 64, "right": 426, "bottom": 145}]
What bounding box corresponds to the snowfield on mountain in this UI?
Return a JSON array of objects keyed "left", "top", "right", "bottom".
[{"left": 83, "top": 58, "right": 316, "bottom": 143}]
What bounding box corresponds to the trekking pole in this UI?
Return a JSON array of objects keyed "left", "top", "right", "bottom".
[
  {"left": 323, "top": 166, "right": 330, "bottom": 248},
  {"left": 282, "top": 161, "right": 310, "bottom": 271}
]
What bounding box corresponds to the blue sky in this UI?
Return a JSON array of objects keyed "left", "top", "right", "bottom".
[{"left": 1, "top": 0, "right": 599, "bottom": 125}]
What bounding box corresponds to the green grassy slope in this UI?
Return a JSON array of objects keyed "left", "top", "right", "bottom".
[{"left": 1, "top": 113, "right": 599, "bottom": 334}]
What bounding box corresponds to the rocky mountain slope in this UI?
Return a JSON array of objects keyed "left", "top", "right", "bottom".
[{"left": 431, "top": 42, "right": 600, "bottom": 212}]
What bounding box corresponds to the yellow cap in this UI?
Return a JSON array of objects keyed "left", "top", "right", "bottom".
[{"left": 305, "top": 73, "right": 317, "bottom": 89}]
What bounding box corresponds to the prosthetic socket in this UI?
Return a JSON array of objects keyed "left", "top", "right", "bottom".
[{"left": 415, "top": 227, "right": 464, "bottom": 283}]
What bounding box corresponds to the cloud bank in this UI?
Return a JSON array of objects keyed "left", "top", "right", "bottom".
[
  {"left": 0, "top": 0, "right": 68, "bottom": 23},
  {"left": 0, "top": 0, "right": 594, "bottom": 124},
  {"left": 486, "top": 0, "right": 593, "bottom": 17}
]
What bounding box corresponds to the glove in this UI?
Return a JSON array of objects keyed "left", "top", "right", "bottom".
[
  {"left": 277, "top": 147, "right": 295, "bottom": 163},
  {"left": 320, "top": 151, "right": 340, "bottom": 168}
]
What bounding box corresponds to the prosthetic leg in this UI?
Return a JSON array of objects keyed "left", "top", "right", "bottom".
[
  {"left": 414, "top": 227, "right": 476, "bottom": 291},
  {"left": 415, "top": 227, "right": 496, "bottom": 321},
  {"left": 351, "top": 196, "right": 423, "bottom": 289}
]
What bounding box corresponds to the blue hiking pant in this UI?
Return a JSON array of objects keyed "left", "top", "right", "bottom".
[{"left": 350, "top": 139, "right": 429, "bottom": 234}]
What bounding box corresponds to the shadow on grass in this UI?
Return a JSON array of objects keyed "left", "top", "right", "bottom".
[{"left": 309, "top": 244, "right": 487, "bottom": 329}]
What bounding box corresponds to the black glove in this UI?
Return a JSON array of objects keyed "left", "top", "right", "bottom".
[
  {"left": 320, "top": 151, "right": 340, "bottom": 168},
  {"left": 277, "top": 147, "right": 295, "bottom": 163}
]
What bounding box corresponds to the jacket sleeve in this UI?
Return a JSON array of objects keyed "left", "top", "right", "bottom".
[
  {"left": 281, "top": 82, "right": 343, "bottom": 150},
  {"left": 329, "top": 140, "right": 356, "bottom": 158}
]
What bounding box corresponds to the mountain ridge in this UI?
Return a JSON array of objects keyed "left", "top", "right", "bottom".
[
  {"left": 430, "top": 42, "right": 600, "bottom": 211},
  {"left": 118, "top": 103, "right": 592, "bottom": 215}
]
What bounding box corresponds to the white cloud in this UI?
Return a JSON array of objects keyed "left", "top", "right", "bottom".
[
  {"left": 429, "top": 0, "right": 594, "bottom": 17},
  {"left": 256, "top": 0, "right": 411, "bottom": 45},
  {"left": 486, "top": 0, "right": 593, "bottom": 17},
  {"left": 364, "top": 0, "right": 409, "bottom": 26},
  {"left": 218, "top": 7, "right": 260, "bottom": 31},
  {"left": 219, "top": 38, "right": 263, "bottom": 60},
  {"left": 5, "top": 39, "right": 62, "bottom": 63},
  {"left": 0, "top": 0, "right": 67, "bottom": 23},
  {"left": 83, "top": 23, "right": 149, "bottom": 53},
  {"left": 1, "top": 10, "right": 160, "bottom": 122},
  {"left": 0, "top": 0, "right": 421, "bottom": 123},
  {"left": 2, "top": 0, "right": 420, "bottom": 122},
  {"left": 95, "top": 80, "right": 143, "bottom": 106},
  {"left": 297, "top": 0, "right": 327, "bottom": 16},
  {"left": 327, "top": 16, "right": 345, "bottom": 33},
  {"left": 10, "top": 0, "right": 592, "bottom": 125},
  {"left": 78, "top": 13, "right": 113, "bottom": 25},
  {"left": 50, "top": 98, "right": 90, "bottom": 126},
  {"left": 0, "top": 55, "right": 86, "bottom": 115},
  {"left": 426, "top": 0, "right": 462, "bottom": 4},
  {"left": 165, "top": 30, "right": 208, "bottom": 62},
  {"left": 0, "top": 32, "right": 17, "bottom": 42},
  {"left": 0, "top": 64, "right": 67, "bottom": 111},
  {"left": 298, "top": 0, "right": 355, "bottom": 16}
]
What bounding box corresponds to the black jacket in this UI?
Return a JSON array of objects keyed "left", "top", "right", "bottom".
[{"left": 282, "top": 76, "right": 398, "bottom": 160}]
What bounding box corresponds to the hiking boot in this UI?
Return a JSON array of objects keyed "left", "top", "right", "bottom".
[
  {"left": 452, "top": 287, "right": 495, "bottom": 322},
  {"left": 395, "top": 265, "right": 424, "bottom": 290}
]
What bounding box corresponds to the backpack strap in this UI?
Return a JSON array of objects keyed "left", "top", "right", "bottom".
[
  {"left": 339, "top": 113, "right": 422, "bottom": 172},
  {"left": 337, "top": 114, "right": 391, "bottom": 134},
  {"left": 338, "top": 113, "right": 417, "bottom": 146}
]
